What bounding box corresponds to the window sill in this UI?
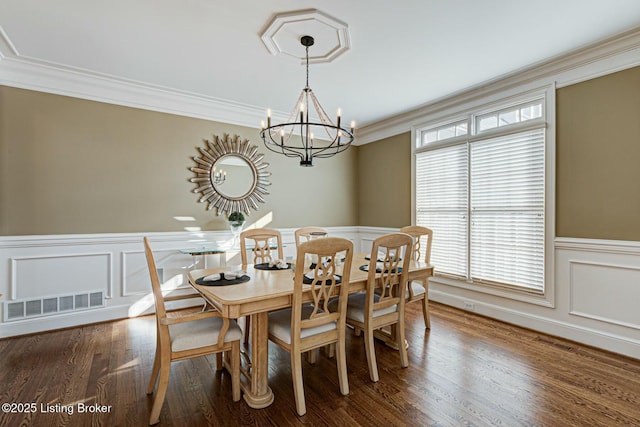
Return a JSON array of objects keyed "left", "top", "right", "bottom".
[{"left": 429, "top": 274, "right": 554, "bottom": 308}]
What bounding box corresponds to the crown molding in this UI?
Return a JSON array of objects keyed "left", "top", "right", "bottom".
[
  {"left": 0, "top": 26, "right": 18, "bottom": 59},
  {"left": 0, "top": 28, "right": 267, "bottom": 130},
  {"left": 2, "top": 25, "right": 640, "bottom": 145},
  {"left": 355, "top": 25, "right": 640, "bottom": 145}
]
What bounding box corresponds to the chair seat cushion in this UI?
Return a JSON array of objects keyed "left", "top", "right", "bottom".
[
  {"left": 268, "top": 305, "right": 337, "bottom": 345},
  {"left": 406, "top": 281, "right": 426, "bottom": 299},
  {"left": 169, "top": 316, "right": 242, "bottom": 352},
  {"left": 330, "top": 292, "right": 397, "bottom": 324}
]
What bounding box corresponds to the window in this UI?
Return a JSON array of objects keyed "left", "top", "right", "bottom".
[
  {"left": 476, "top": 100, "right": 543, "bottom": 132},
  {"left": 418, "top": 119, "right": 468, "bottom": 147},
  {"left": 415, "top": 97, "right": 546, "bottom": 293}
]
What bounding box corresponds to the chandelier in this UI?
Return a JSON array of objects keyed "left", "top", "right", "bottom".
[
  {"left": 212, "top": 166, "right": 226, "bottom": 185},
  {"left": 260, "top": 35, "right": 354, "bottom": 167}
]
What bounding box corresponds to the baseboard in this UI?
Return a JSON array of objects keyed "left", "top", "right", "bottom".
[
  {"left": 430, "top": 290, "right": 640, "bottom": 360},
  {"left": 0, "top": 305, "right": 130, "bottom": 338}
]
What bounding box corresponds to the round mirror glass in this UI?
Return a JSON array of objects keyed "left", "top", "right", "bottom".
[{"left": 212, "top": 155, "right": 255, "bottom": 199}]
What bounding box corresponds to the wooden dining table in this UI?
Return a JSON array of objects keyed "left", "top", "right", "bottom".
[{"left": 187, "top": 253, "right": 433, "bottom": 409}]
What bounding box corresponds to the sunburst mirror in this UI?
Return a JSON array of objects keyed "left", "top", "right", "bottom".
[{"left": 190, "top": 134, "right": 271, "bottom": 216}]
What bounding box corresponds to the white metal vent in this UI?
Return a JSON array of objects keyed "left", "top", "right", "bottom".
[{"left": 4, "top": 290, "right": 105, "bottom": 322}]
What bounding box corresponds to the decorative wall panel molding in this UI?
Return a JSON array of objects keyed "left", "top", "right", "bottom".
[
  {"left": 0, "top": 228, "right": 359, "bottom": 337},
  {"left": 10, "top": 252, "right": 112, "bottom": 300},
  {"left": 569, "top": 260, "right": 640, "bottom": 329},
  {"left": 121, "top": 249, "right": 194, "bottom": 297},
  {"left": 1, "top": 230, "right": 638, "bottom": 358}
]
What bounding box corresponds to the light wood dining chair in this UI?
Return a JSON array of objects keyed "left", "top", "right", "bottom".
[
  {"left": 240, "top": 227, "right": 284, "bottom": 265},
  {"left": 342, "top": 233, "right": 412, "bottom": 382},
  {"left": 294, "top": 226, "right": 330, "bottom": 364},
  {"left": 239, "top": 227, "right": 284, "bottom": 343},
  {"left": 143, "top": 237, "right": 242, "bottom": 425},
  {"left": 294, "top": 226, "right": 328, "bottom": 247},
  {"left": 399, "top": 225, "right": 433, "bottom": 329},
  {"left": 267, "top": 237, "right": 354, "bottom": 416}
]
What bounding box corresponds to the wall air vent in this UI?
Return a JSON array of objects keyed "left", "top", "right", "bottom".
[{"left": 3, "top": 291, "right": 105, "bottom": 322}]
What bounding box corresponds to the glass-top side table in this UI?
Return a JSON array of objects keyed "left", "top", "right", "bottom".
[{"left": 180, "top": 246, "right": 228, "bottom": 268}]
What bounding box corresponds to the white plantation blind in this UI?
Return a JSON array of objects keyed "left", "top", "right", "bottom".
[
  {"left": 416, "top": 144, "right": 468, "bottom": 277},
  {"left": 416, "top": 126, "right": 545, "bottom": 292},
  {"left": 470, "top": 129, "right": 545, "bottom": 291}
]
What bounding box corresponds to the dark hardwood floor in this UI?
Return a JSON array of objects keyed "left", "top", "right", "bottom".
[{"left": 1, "top": 302, "right": 639, "bottom": 427}]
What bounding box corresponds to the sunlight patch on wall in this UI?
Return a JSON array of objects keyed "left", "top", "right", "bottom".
[
  {"left": 127, "top": 274, "right": 185, "bottom": 317},
  {"left": 245, "top": 212, "right": 273, "bottom": 230}
]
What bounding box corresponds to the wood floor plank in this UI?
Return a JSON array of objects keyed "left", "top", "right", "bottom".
[{"left": 1, "top": 302, "right": 639, "bottom": 426}]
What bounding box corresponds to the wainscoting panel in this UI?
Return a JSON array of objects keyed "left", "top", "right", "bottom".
[
  {"left": 357, "top": 227, "right": 398, "bottom": 253},
  {"left": 0, "top": 227, "right": 360, "bottom": 338},
  {"left": 10, "top": 252, "right": 112, "bottom": 300},
  {"left": 430, "top": 237, "right": 640, "bottom": 359},
  {"left": 122, "top": 249, "right": 195, "bottom": 297},
  {"left": 569, "top": 260, "right": 640, "bottom": 329},
  {"left": 2, "top": 230, "right": 637, "bottom": 359}
]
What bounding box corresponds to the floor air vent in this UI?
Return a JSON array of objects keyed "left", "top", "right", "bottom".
[{"left": 4, "top": 291, "right": 105, "bottom": 322}]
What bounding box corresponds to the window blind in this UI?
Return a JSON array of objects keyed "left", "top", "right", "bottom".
[
  {"left": 416, "top": 144, "right": 468, "bottom": 277},
  {"left": 470, "top": 129, "right": 545, "bottom": 291},
  {"left": 416, "top": 128, "right": 545, "bottom": 292}
]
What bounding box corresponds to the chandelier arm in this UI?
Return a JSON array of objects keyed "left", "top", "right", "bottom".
[
  {"left": 262, "top": 123, "right": 353, "bottom": 150},
  {"left": 260, "top": 129, "right": 304, "bottom": 160}
]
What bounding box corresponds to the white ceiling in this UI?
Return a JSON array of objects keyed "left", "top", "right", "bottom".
[{"left": 1, "top": 0, "right": 640, "bottom": 133}]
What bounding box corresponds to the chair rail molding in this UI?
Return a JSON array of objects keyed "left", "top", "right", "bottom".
[
  {"left": 0, "top": 227, "right": 359, "bottom": 338},
  {"left": 1, "top": 230, "right": 638, "bottom": 359}
]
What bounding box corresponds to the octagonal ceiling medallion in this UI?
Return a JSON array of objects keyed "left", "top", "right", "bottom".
[{"left": 260, "top": 9, "right": 351, "bottom": 64}]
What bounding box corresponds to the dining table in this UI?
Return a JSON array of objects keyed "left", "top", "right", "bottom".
[{"left": 187, "top": 253, "right": 433, "bottom": 409}]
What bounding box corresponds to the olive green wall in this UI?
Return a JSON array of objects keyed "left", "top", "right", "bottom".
[
  {"left": 556, "top": 66, "right": 640, "bottom": 241},
  {"left": 356, "top": 132, "right": 411, "bottom": 227},
  {"left": 0, "top": 86, "right": 358, "bottom": 235},
  {"left": 5, "top": 63, "right": 638, "bottom": 238}
]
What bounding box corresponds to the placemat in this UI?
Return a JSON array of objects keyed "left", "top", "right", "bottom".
[
  {"left": 195, "top": 274, "right": 251, "bottom": 286},
  {"left": 309, "top": 257, "right": 345, "bottom": 269},
  {"left": 359, "top": 264, "right": 403, "bottom": 273},
  {"left": 254, "top": 262, "right": 291, "bottom": 270},
  {"left": 303, "top": 274, "right": 342, "bottom": 285},
  {"left": 364, "top": 256, "right": 402, "bottom": 262}
]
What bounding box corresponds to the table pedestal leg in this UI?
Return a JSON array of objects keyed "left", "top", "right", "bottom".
[{"left": 241, "top": 311, "right": 274, "bottom": 408}]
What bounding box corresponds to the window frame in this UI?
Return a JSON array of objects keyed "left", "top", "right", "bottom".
[{"left": 411, "top": 85, "right": 556, "bottom": 307}]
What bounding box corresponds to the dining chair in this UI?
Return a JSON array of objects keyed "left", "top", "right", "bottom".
[
  {"left": 143, "top": 237, "right": 242, "bottom": 425},
  {"left": 294, "top": 226, "right": 328, "bottom": 247},
  {"left": 399, "top": 225, "right": 433, "bottom": 329},
  {"left": 239, "top": 227, "right": 284, "bottom": 265},
  {"left": 341, "top": 233, "right": 412, "bottom": 382},
  {"left": 267, "top": 237, "right": 354, "bottom": 416},
  {"left": 239, "top": 227, "right": 284, "bottom": 343}
]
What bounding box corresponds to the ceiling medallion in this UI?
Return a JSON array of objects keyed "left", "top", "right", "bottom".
[{"left": 260, "top": 9, "right": 351, "bottom": 64}]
